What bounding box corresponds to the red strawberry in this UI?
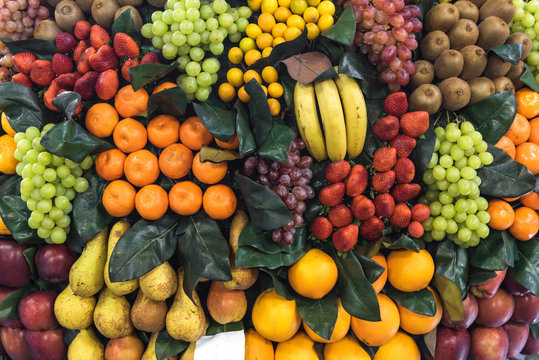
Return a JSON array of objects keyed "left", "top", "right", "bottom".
[
  {"left": 408, "top": 221, "right": 424, "bottom": 238},
  {"left": 29, "top": 60, "right": 54, "bottom": 86},
  {"left": 12, "top": 73, "right": 33, "bottom": 88},
  {"left": 351, "top": 195, "right": 375, "bottom": 221},
  {"left": 74, "top": 20, "right": 91, "bottom": 40},
  {"left": 359, "top": 217, "right": 384, "bottom": 241},
  {"left": 394, "top": 158, "right": 415, "bottom": 184},
  {"left": 73, "top": 71, "right": 98, "bottom": 99},
  {"left": 400, "top": 111, "right": 429, "bottom": 137},
  {"left": 51, "top": 53, "right": 73, "bottom": 75},
  {"left": 390, "top": 203, "right": 412, "bottom": 228},
  {"left": 332, "top": 224, "right": 358, "bottom": 252},
  {"left": 72, "top": 40, "right": 89, "bottom": 62},
  {"left": 121, "top": 59, "right": 139, "bottom": 82},
  {"left": 55, "top": 32, "right": 76, "bottom": 53},
  {"left": 319, "top": 182, "right": 345, "bottom": 207},
  {"left": 384, "top": 91, "right": 408, "bottom": 117},
  {"left": 12, "top": 52, "right": 36, "bottom": 75},
  {"left": 43, "top": 81, "right": 61, "bottom": 111},
  {"left": 373, "top": 116, "right": 400, "bottom": 141},
  {"left": 411, "top": 203, "right": 430, "bottom": 223},
  {"left": 310, "top": 217, "right": 333, "bottom": 240},
  {"left": 325, "top": 160, "right": 351, "bottom": 183},
  {"left": 95, "top": 69, "right": 119, "bottom": 100},
  {"left": 113, "top": 32, "right": 140, "bottom": 58},
  {"left": 141, "top": 52, "right": 159, "bottom": 64},
  {"left": 55, "top": 72, "right": 81, "bottom": 89},
  {"left": 372, "top": 170, "right": 395, "bottom": 193},
  {"left": 344, "top": 164, "right": 368, "bottom": 197},
  {"left": 77, "top": 47, "right": 96, "bottom": 74},
  {"left": 374, "top": 193, "right": 395, "bottom": 218},
  {"left": 373, "top": 147, "right": 397, "bottom": 172},
  {"left": 390, "top": 134, "right": 417, "bottom": 158},
  {"left": 89, "top": 45, "right": 119, "bottom": 72},
  {"left": 328, "top": 204, "right": 353, "bottom": 227},
  {"left": 90, "top": 25, "right": 110, "bottom": 49},
  {"left": 391, "top": 183, "right": 421, "bottom": 203}
]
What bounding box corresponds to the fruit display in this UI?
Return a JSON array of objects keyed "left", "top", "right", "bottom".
[{"left": 0, "top": 0, "right": 50, "bottom": 39}]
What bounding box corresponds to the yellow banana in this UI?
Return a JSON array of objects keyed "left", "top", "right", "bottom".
[{"left": 294, "top": 82, "right": 328, "bottom": 161}]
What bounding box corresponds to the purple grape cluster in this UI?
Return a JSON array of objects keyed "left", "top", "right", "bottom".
[{"left": 242, "top": 137, "right": 314, "bottom": 245}]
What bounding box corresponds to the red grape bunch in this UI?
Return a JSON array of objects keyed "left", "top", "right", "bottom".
[
  {"left": 242, "top": 137, "right": 314, "bottom": 245},
  {"left": 0, "top": 0, "right": 49, "bottom": 40}
]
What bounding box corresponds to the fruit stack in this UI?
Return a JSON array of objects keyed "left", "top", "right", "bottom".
[
  {"left": 0, "top": 0, "right": 50, "bottom": 40},
  {"left": 511, "top": 0, "right": 539, "bottom": 83},
  {"left": 0, "top": 41, "right": 13, "bottom": 83}
]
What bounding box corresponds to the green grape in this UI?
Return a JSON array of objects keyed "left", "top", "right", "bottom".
[
  {"left": 200, "top": 4, "right": 214, "bottom": 19},
  {"left": 458, "top": 227, "right": 472, "bottom": 242},
  {"left": 152, "top": 36, "right": 165, "bottom": 50},
  {"left": 141, "top": 23, "right": 154, "bottom": 38},
  {"left": 64, "top": 203, "right": 73, "bottom": 215},
  {"left": 227, "top": 23, "right": 238, "bottom": 34},
  {"left": 428, "top": 183, "right": 438, "bottom": 191},
  {"left": 469, "top": 131, "right": 482, "bottom": 146},
  {"left": 30, "top": 188, "right": 42, "bottom": 201},
  {"left": 186, "top": 8, "right": 200, "bottom": 21},
  {"left": 32, "top": 138, "right": 44, "bottom": 152},
  {"left": 460, "top": 121, "right": 474, "bottom": 134},
  {"left": 530, "top": 0, "right": 539, "bottom": 13},
  {"left": 457, "top": 135, "right": 473, "bottom": 150},
  {"left": 514, "top": 6, "right": 525, "bottom": 20},
  {"left": 152, "top": 10, "right": 164, "bottom": 22},
  {"left": 445, "top": 127, "right": 461, "bottom": 142},
  {"left": 181, "top": 76, "right": 198, "bottom": 94},
  {"left": 37, "top": 227, "right": 51, "bottom": 239},
  {"left": 432, "top": 165, "right": 446, "bottom": 181},
  {"left": 464, "top": 147, "right": 475, "bottom": 157},
  {"left": 173, "top": 8, "right": 186, "bottom": 22},
  {"left": 476, "top": 197, "right": 488, "bottom": 211},
  {"left": 418, "top": 196, "right": 428, "bottom": 205},
  {"left": 430, "top": 201, "right": 442, "bottom": 216},
  {"left": 14, "top": 132, "right": 26, "bottom": 143},
  {"left": 41, "top": 216, "right": 55, "bottom": 230},
  {"left": 31, "top": 163, "right": 45, "bottom": 175},
  {"left": 523, "top": 12, "right": 536, "bottom": 27},
  {"left": 212, "top": 0, "right": 228, "bottom": 14},
  {"left": 466, "top": 199, "right": 478, "bottom": 214},
  {"left": 533, "top": 39, "right": 539, "bottom": 51},
  {"left": 469, "top": 184, "right": 480, "bottom": 199},
  {"left": 187, "top": 32, "right": 202, "bottom": 46},
  {"left": 455, "top": 198, "right": 469, "bottom": 213},
  {"left": 55, "top": 184, "right": 66, "bottom": 197},
  {"left": 439, "top": 154, "right": 453, "bottom": 168},
  {"left": 436, "top": 179, "right": 450, "bottom": 191},
  {"left": 17, "top": 139, "right": 32, "bottom": 154},
  {"left": 206, "top": 17, "right": 219, "bottom": 30},
  {"left": 425, "top": 190, "right": 440, "bottom": 202},
  {"left": 25, "top": 126, "right": 40, "bottom": 141},
  {"left": 56, "top": 215, "right": 71, "bottom": 228},
  {"left": 238, "top": 5, "right": 252, "bottom": 18},
  {"left": 24, "top": 149, "right": 39, "bottom": 163},
  {"left": 209, "top": 29, "right": 225, "bottom": 43},
  {"left": 13, "top": 149, "right": 23, "bottom": 162},
  {"left": 171, "top": 22, "right": 182, "bottom": 32},
  {"left": 61, "top": 174, "right": 76, "bottom": 188},
  {"left": 180, "top": 19, "right": 195, "bottom": 34},
  {"left": 447, "top": 183, "right": 460, "bottom": 197},
  {"left": 446, "top": 219, "right": 458, "bottom": 234},
  {"left": 28, "top": 218, "right": 39, "bottom": 230},
  {"left": 229, "top": 7, "right": 239, "bottom": 20},
  {"left": 435, "top": 126, "right": 445, "bottom": 141},
  {"left": 211, "top": 73, "right": 218, "bottom": 84},
  {"left": 31, "top": 210, "right": 44, "bottom": 223},
  {"left": 20, "top": 177, "right": 34, "bottom": 193},
  {"left": 461, "top": 167, "right": 476, "bottom": 180},
  {"left": 465, "top": 214, "right": 479, "bottom": 230},
  {"left": 236, "top": 17, "right": 249, "bottom": 32},
  {"left": 422, "top": 170, "right": 435, "bottom": 185},
  {"left": 468, "top": 233, "right": 480, "bottom": 247},
  {"left": 194, "top": 18, "right": 206, "bottom": 32},
  {"left": 51, "top": 155, "right": 64, "bottom": 167},
  {"left": 439, "top": 191, "right": 453, "bottom": 205},
  {"left": 177, "top": 44, "right": 191, "bottom": 56},
  {"left": 445, "top": 166, "right": 460, "bottom": 183},
  {"left": 152, "top": 20, "right": 168, "bottom": 36},
  {"left": 441, "top": 204, "right": 456, "bottom": 219},
  {"left": 202, "top": 57, "right": 220, "bottom": 73},
  {"left": 49, "top": 207, "right": 63, "bottom": 221},
  {"left": 37, "top": 152, "right": 52, "bottom": 166},
  {"left": 65, "top": 188, "right": 76, "bottom": 201},
  {"left": 37, "top": 199, "right": 52, "bottom": 213},
  {"left": 478, "top": 152, "right": 493, "bottom": 165},
  {"left": 172, "top": 31, "right": 187, "bottom": 46},
  {"left": 185, "top": 0, "right": 200, "bottom": 8},
  {"left": 200, "top": 30, "right": 211, "bottom": 43},
  {"left": 186, "top": 61, "right": 202, "bottom": 76},
  {"left": 16, "top": 162, "right": 24, "bottom": 176},
  {"left": 439, "top": 141, "right": 452, "bottom": 155},
  {"left": 71, "top": 167, "right": 83, "bottom": 178},
  {"left": 74, "top": 177, "right": 89, "bottom": 193},
  {"left": 457, "top": 179, "right": 471, "bottom": 195},
  {"left": 428, "top": 153, "right": 438, "bottom": 168},
  {"left": 431, "top": 229, "right": 445, "bottom": 241},
  {"left": 190, "top": 47, "right": 205, "bottom": 61},
  {"left": 476, "top": 223, "right": 490, "bottom": 238},
  {"left": 195, "top": 86, "right": 211, "bottom": 101},
  {"left": 26, "top": 198, "right": 37, "bottom": 211},
  {"left": 454, "top": 157, "right": 468, "bottom": 169},
  {"left": 422, "top": 217, "right": 433, "bottom": 231},
  {"left": 433, "top": 138, "right": 440, "bottom": 152},
  {"left": 449, "top": 145, "right": 464, "bottom": 162},
  {"left": 196, "top": 72, "right": 213, "bottom": 87},
  {"left": 467, "top": 155, "right": 481, "bottom": 169},
  {"left": 166, "top": 0, "right": 177, "bottom": 9},
  {"left": 162, "top": 43, "right": 179, "bottom": 60},
  {"left": 40, "top": 183, "right": 56, "bottom": 199},
  {"left": 50, "top": 227, "right": 67, "bottom": 244},
  {"left": 174, "top": 1, "right": 186, "bottom": 10},
  {"left": 56, "top": 165, "right": 70, "bottom": 179},
  {"left": 163, "top": 9, "right": 175, "bottom": 24},
  {"left": 162, "top": 31, "right": 173, "bottom": 44},
  {"left": 477, "top": 210, "right": 490, "bottom": 224},
  {"left": 423, "top": 231, "right": 434, "bottom": 243},
  {"left": 475, "top": 140, "right": 488, "bottom": 153},
  {"left": 32, "top": 175, "right": 45, "bottom": 188},
  {"left": 55, "top": 195, "right": 69, "bottom": 210},
  {"left": 218, "top": 12, "right": 234, "bottom": 27},
  {"left": 41, "top": 123, "right": 55, "bottom": 133},
  {"left": 177, "top": 56, "right": 190, "bottom": 70}
]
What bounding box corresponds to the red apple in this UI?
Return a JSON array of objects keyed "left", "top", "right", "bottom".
[
  {"left": 522, "top": 331, "right": 539, "bottom": 355},
  {"left": 0, "top": 327, "right": 32, "bottom": 360},
  {"left": 35, "top": 244, "right": 77, "bottom": 284},
  {"left": 0, "top": 286, "right": 23, "bottom": 329},
  {"left": 25, "top": 328, "right": 66, "bottom": 360},
  {"left": 476, "top": 288, "right": 515, "bottom": 327},
  {"left": 471, "top": 327, "right": 509, "bottom": 360},
  {"left": 511, "top": 293, "right": 539, "bottom": 323},
  {"left": 104, "top": 334, "right": 145, "bottom": 360},
  {"left": 434, "top": 327, "right": 470, "bottom": 360},
  {"left": 18, "top": 290, "right": 59, "bottom": 331},
  {"left": 504, "top": 322, "right": 530, "bottom": 357},
  {"left": 470, "top": 270, "right": 507, "bottom": 299},
  {"left": 0, "top": 240, "right": 31, "bottom": 288},
  {"left": 504, "top": 273, "right": 530, "bottom": 296},
  {"left": 441, "top": 292, "right": 478, "bottom": 329}
]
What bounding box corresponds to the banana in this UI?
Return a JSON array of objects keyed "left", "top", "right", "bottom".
[
  {"left": 314, "top": 78, "right": 347, "bottom": 162},
  {"left": 294, "top": 82, "right": 328, "bottom": 161},
  {"left": 334, "top": 73, "right": 368, "bottom": 159}
]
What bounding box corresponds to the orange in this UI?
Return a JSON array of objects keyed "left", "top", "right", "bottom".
[
  {"left": 147, "top": 115, "right": 180, "bottom": 148},
  {"left": 192, "top": 152, "right": 228, "bottom": 184},
  {"left": 114, "top": 85, "right": 149, "bottom": 118},
  {"left": 509, "top": 206, "right": 539, "bottom": 241},
  {"left": 179, "top": 116, "right": 213, "bottom": 151},
  {"left": 124, "top": 149, "right": 160, "bottom": 187},
  {"left": 158, "top": 143, "right": 193, "bottom": 179},
  {"left": 238, "top": 86, "right": 251, "bottom": 102},
  {"left": 324, "top": 335, "right": 371, "bottom": 360},
  {"left": 0, "top": 135, "right": 18, "bottom": 174},
  {"left": 487, "top": 199, "right": 515, "bottom": 230},
  {"left": 152, "top": 81, "right": 177, "bottom": 94},
  {"left": 371, "top": 252, "right": 387, "bottom": 294},
  {"left": 507, "top": 113, "right": 531, "bottom": 145},
  {"left": 95, "top": 149, "right": 127, "bottom": 181},
  {"left": 521, "top": 191, "right": 539, "bottom": 210},
  {"left": 268, "top": 98, "right": 281, "bottom": 116},
  {"left": 258, "top": 12, "right": 276, "bottom": 32},
  {"left": 244, "top": 49, "right": 262, "bottom": 66},
  {"left": 504, "top": 197, "right": 520, "bottom": 202},
  {"left": 215, "top": 133, "right": 239, "bottom": 149},
  {"left": 135, "top": 184, "right": 169, "bottom": 220},
  {"left": 274, "top": 7, "right": 292, "bottom": 22},
  {"left": 515, "top": 141, "right": 539, "bottom": 175},
  {"left": 288, "top": 248, "right": 338, "bottom": 299},
  {"left": 495, "top": 135, "right": 516, "bottom": 159},
  {"left": 304, "top": 298, "right": 350, "bottom": 343},
  {"left": 169, "top": 181, "right": 203, "bottom": 216},
  {"left": 0, "top": 215, "right": 10, "bottom": 235},
  {"left": 274, "top": 331, "right": 318, "bottom": 360},
  {"left": 102, "top": 180, "right": 136, "bottom": 217},
  {"left": 1, "top": 113, "right": 15, "bottom": 136},
  {"left": 516, "top": 88, "right": 539, "bottom": 119},
  {"left": 256, "top": 33, "right": 274, "bottom": 50},
  {"left": 252, "top": 288, "right": 301, "bottom": 342},
  {"left": 351, "top": 293, "right": 400, "bottom": 346},
  {"left": 529, "top": 117, "right": 539, "bottom": 144},
  {"left": 203, "top": 184, "right": 237, "bottom": 220},
  {"left": 386, "top": 249, "right": 434, "bottom": 292},
  {"left": 85, "top": 103, "right": 119, "bottom": 138},
  {"left": 245, "top": 328, "right": 274, "bottom": 360},
  {"left": 243, "top": 69, "right": 263, "bottom": 84},
  {"left": 113, "top": 118, "right": 148, "bottom": 153},
  {"left": 398, "top": 286, "right": 442, "bottom": 335},
  {"left": 218, "top": 83, "right": 236, "bottom": 103},
  {"left": 373, "top": 331, "right": 420, "bottom": 360}
]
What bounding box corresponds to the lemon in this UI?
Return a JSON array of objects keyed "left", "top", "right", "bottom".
[
  {"left": 317, "top": 14, "right": 334, "bottom": 31},
  {"left": 306, "top": 22, "right": 320, "bottom": 39},
  {"left": 227, "top": 47, "right": 244, "bottom": 64},
  {"left": 303, "top": 6, "right": 319, "bottom": 23},
  {"left": 248, "top": 0, "right": 262, "bottom": 11},
  {"left": 261, "top": 0, "right": 279, "bottom": 13},
  {"left": 239, "top": 37, "right": 256, "bottom": 52},
  {"left": 290, "top": 0, "right": 308, "bottom": 15},
  {"left": 317, "top": 0, "right": 335, "bottom": 15}
]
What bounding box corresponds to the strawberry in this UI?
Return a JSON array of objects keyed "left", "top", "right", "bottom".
[
  {"left": 391, "top": 183, "right": 421, "bottom": 203},
  {"left": 55, "top": 32, "right": 76, "bottom": 53},
  {"left": 12, "top": 73, "right": 33, "bottom": 88},
  {"left": 77, "top": 47, "right": 95, "bottom": 74},
  {"left": 394, "top": 158, "right": 415, "bottom": 184},
  {"left": 51, "top": 53, "right": 73, "bottom": 75},
  {"left": 390, "top": 203, "right": 412, "bottom": 228},
  {"left": 411, "top": 203, "right": 430, "bottom": 223},
  {"left": 43, "top": 81, "right": 61, "bottom": 112},
  {"left": 89, "top": 45, "right": 119, "bottom": 72},
  {"left": 74, "top": 20, "right": 91, "bottom": 40},
  {"left": 332, "top": 224, "right": 358, "bottom": 252},
  {"left": 90, "top": 25, "right": 110, "bottom": 49},
  {"left": 29, "top": 60, "right": 54, "bottom": 86},
  {"left": 351, "top": 195, "right": 375, "bottom": 221},
  {"left": 328, "top": 204, "right": 353, "bottom": 227},
  {"left": 373, "top": 116, "right": 400, "bottom": 141},
  {"left": 55, "top": 72, "right": 81, "bottom": 89},
  {"left": 141, "top": 52, "right": 160, "bottom": 64},
  {"left": 400, "top": 111, "right": 429, "bottom": 138},
  {"left": 374, "top": 193, "right": 395, "bottom": 218},
  {"left": 72, "top": 40, "right": 89, "bottom": 62},
  {"left": 113, "top": 32, "right": 140, "bottom": 59},
  {"left": 73, "top": 71, "right": 98, "bottom": 100},
  {"left": 359, "top": 217, "right": 384, "bottom": 241},
  {"left": 384, "top": 91, "right": 408, "bottom": 117},
  {"left": 95, "top": 69, "right": 119, "bottom": 100},
  {"left": 372, "top": 170, "right": 395, "bottom": 193},
  {"left": 390, "top": 134, "right": 417, "bottom": 158},
  {"left": 310, "top": 217, "right": 333, "bottom": 240},
  {"left": 12, "top": 52, "right": 36, "bottom": 75},
  {"left": 408, "top": 221, "right": 424, "bottom": 238},
  {"left": 325, "top": 160, "right": 351, "bottom": 183},
  {"left": 319, "top": 182, "right": 345, "bottom": 207},
  {"left": 344, "top": 164, "right": 368, "bottom": 197},
  {"left": 373, "top": 147, "right": 397, "bottom": 172},
  {"left": 121, "top": 59, "right": 139, "bottom": 82}
]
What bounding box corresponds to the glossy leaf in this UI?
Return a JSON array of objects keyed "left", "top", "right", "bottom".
[
  {"left": 52, "top": 91, "right": 81, "bottom": 121},
  {"left": 156, "top": 329, "right": 188, "bottom": 360},
  {"left": 468, "top": 268, "right": 498, "bottom": 285},
  {"left": 199, "top": 145, "right": 241, "bottom": 163},
  {"left": 193, "top": 96, "right": 235, "bottom": 142},
  {"left": 0, "top": 175, "right": 20, "bottom": 197},
  {"left": 0, "top": 82, "right": 44, "bottom": 131},
  {"left": 111, "top": 8, "right": 141, "bottom": 42},
  {"left": 385, "top": 234, "right": 425, "bottom": 252},
  {"left": 355, "top": 252, "right": 386, "bottom": 284},
  {"left": 282, "top": 51, "right": 333, "bottom": 85},
  {"left": 147, "top": 85, "right": 187, "bottom": 118},
  {"left": 322, "top": 6, "right": 356, "bottom": 46},
  {"left": 245, "top": 80, "right": 273, "bottom": 146},
  {"left": 280, "top": 76, "right": 296, "bottom": 114},
  {"left": 128, "top": 63, "right": 177, "bottom": 91},
  {"left": 361, "top": 98, "right": 385, "bottom": 159},
  {"left": 521, "top": 64, "right": 539, "bottom": 92},
  {"left": 383, "top": 284, "right": 436, "bottom": 316},
  {"left": 0, "top": 283, "right": 37, "bottom": 320},
  {"left": 435, "top": 240, "right": 468, "bottom": 296},
  {"left": 0, "top": 195, "right": 39, "bottom": 245},
  {"left": 338, "top": 52, "right": 389, "bottom": 100},
  {"left": 258, "top": 120, "right": 295, "bottom": 163},
  {"left": 510, "top": 238, "right": 539, "bottom": 297},
  {"left": 470, "top": 230, "right": 516, "bottom": 271},
  {"left": 22, "top": 247, "right": 37, "bottom": 279},
  {"left": 234, "top": 100, "right": 256, "bottom": 156},
  {"left": 433, "top": 273, "right": 464, "bottom": 322},
  {"left": 411, "top": 117, "right": 436, "bottom": 179},
  {"left": 248, "top": 29, "right": 308, "bottom": 70},
  {"left": 206, "top": 321, "right": 244, "bottom": 336},
  {"left": 317, "top": 37, "right": 345, "bottom": 66},
  {"left": 489, "top": 44, "right": 522, "bottom": 65},
  {"left": 0, "top": 38, "right": 57, "bottom": 60}
]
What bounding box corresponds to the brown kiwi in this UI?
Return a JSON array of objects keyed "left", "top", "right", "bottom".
[
  {"left": 420, "top": 30, "right": 451, "bottom": 62},
  {"left": 114, "top": 6, "right": 143, "bottom": 30},
  {"left": 448, "top": 19, "right": 479, "bottom": 50},
  {"left": 91, "top": 0, "right": 120, "bottom": 29},
  {"left": 454, "top": 1, "right": 479, "bottom": 22},
  {"left": 409, "top": 84, "right": 443, "bottom": 115},
  {"left": 460, "top": 45, "right": 488, "bottom": 80},
  {"left": 493, "top": 76, "right": 516, "bottom": 93},
  {"left": 410, "top": 60, "right": 435, "bottom": 88},
  {"left": 439, "top": 77, "right": 472, "bottom": 110},
  {"left": 507, "top": 61, "right": 525, "bottom": 90},
  {"left": 479, "top": 0, "right": 515, "bottom": 24},
  {"left": 33, "top": 20, "right": 61, "bottom": 40},
  {"left": 75, "top": 0, "right": 93, "bottom": 13},
  {"left": 117, "top": 0, "right": 142, "bottom": 6},
  {"left": 54, "top": 0, "right": 85, "bottom": 32},
  {"left": 506, "top": 33, "right": 532, "bottom": 60},
  {"left": 470, "top": 0, "right": 486, "bottom": 7},
  {"left": 477, "top": 16, "right": 510, "bottom": 51},
  {"left": 484, "top": 55, "right": 511, "bottom": 78},
  {"left": 434, "top": 49, "right": 464, "bottom": 79},
  {"left": 425, "top": 3, "right": 460, "bottom": 32},
  {"left": 468, "top": 77, "right": 495, "bottom": 103}
]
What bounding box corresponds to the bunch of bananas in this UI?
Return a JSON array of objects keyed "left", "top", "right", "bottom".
[{"left": 294, "top": 72, "right": 367, "bottom": 162}]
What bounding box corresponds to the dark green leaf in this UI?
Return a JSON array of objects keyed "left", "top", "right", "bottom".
[
  {"left": 109, "top": 215, "right": 179, "bottom": 282},
  {"left": 22, "top": 247, "right": 37, "bottom": 279},
  {"left": 0, "top": 283, "right": 36, "bottom": 320},
  {"left": 510, "top": 238, "right": 539, "bottom": 297},
  {"left": 355, "top": 252, "right": 386, "bottom": 284},
  {"left": 52, "top": 91, "right": 81, "bottom": 121},
  {"left": 411, "top": 117, "right": 436, "bottom": 179},
  {"left": 193, "top": 96, "right": 235, "bottom": 142},
  {"left": 536, "top": 174, "right": 539, "bottom": 193},
  {"left": 338, "top": 52, "right": 389, "bottom": 100},
  {"left": 0, "top": 38, "right": 57, "bottom": 60},
  {"left": 281, "top": 76, "right": 295, "bottom": 114},
  {"left": 128, "top": 63, "right": 177, "bottom": 91},
  {"left": 0, "top": 195, "right": 39, "bottom": 245},
  {"left": 383, "top": 283, "right": 436, "bottom": 316},
  {"left": 206, "top": 321, "right": 244, "bottom": 336},
  {"left": 435, "top": 240, "right": 468, "bottom": 296},
  {"left": 258, "top": 120, "right": 295, "bottom": 162},
  {"left": 470, "top": 230, "right": 515, "bottom": 271},
  {"left": 63, "top": 330, "right": 79, "bottom": 346},
  {"left": 316, "top": 36, "right": 345, "bottom": 65},
  {"left": 417, "top": 0, "right": 435, "bottom": 19},
  {"left": 489, "top": 44, "right": 522, "bottom": 65},
  {"left": 245, "top": 80, "right": 273, "bottom": 146},
  {"left": 234, "top": 100, "right": 256, "bottom": 156},
  {"left": 199, "top": 145, "right": 241, "bottom": 163},
  {"left": 309, "top": 160, "right": 329, "bottom": 191},
  {"left": 156, "top": 329, "right": 188, "bottom": 360},
  {"left": 361, "top": 98, "right": 385, "bottom": 159},
  {"left": 385, "top": 234, "right": 425, "bottom": 252},
  {"left": 0, "top": 175, "right": 20, "bottom": 196},
  {"left": 321, "top": 6, "right": 356, "bottom": 46},
  {"left": 433, "top": 273, "right": 464, "bottom": 322},
  {"left": 111, "top": 8, "right": 141, "bottom": 42},
  {"left": 147, "top": 85, "right": 187, "bottom": 118},
  {"left": 314, "top": 66, "right": 338, "bottom": 82},
  {"left": 238, "top": 222, "right": 307, "bottom": 254},
  {"left": 0, "top": 82, "right": 44, "bottom": 131},
  {"left": 304, "top": 199, "right": 324, "bottom": 223},
  {"left": 469, "top": 268, "right": 497, "bottom": 285},
  {"left": 248, "top": 29, "right": 308, "bottom": 70},
  {"left": 521, "top": 64, "right": 539, "bottom": 92}
]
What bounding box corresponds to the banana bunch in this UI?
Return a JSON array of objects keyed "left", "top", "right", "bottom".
[{"left": 294, "top": 72, "right": 368, "bottom": 162}]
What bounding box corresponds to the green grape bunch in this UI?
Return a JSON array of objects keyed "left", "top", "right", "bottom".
[{"left": 511, "top": 0, "right": 539, "bottom": 82}]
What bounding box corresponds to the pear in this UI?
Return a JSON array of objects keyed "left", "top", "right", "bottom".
[
  {"left": 104, "top": 221, "right": 139, "bottom": 296},
  {"left": 131, "top": 289, "right": 167, "bottom": 333},
  {"left": 70, "top": 227, "right": 108, "bottom": 297},
  {"left": 67, "top": 329, "right": 104, "bottom": 360},
  {"left": 54, "top": 285, "right": 96, "bottom": 329},
  {"left": 139, "top": 262, "right": 177, "bottom": 301},
  {"left": 165, "top": 270, "right": 207, "bottom": 342},
  {"left": 93, "top": 288, "right": 134, "bottom": 339},
  {"left": 142, "top": 332, "right": 178, "bottom": 360},
  {"left": 180, "top": 342, "right": 195, "bottom": 360},
  {"left": 207, "top": 281, "right": 247, "bottom": 324}
]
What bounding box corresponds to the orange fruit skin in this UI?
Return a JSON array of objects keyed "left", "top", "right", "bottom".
[
  {"left": 304, "top": 298, "right": 350, "bottom": 343},
  {"left": 509, "top": 206, "right": 539, "bottom": 241},
  {"left": 203, "top": 184, "right": 237, "bottom": 220},
  {"left": 373, "top": 331, "right": 420, "bottom": 360},
  {"left": 487, "top": 199, "right": 515, "bottom": 231},
  {"left": 179, "top": 116, "right": 213, "bottom": 151},
  {"left": 102, "top": 180, "right": 136, "bottom": 217},
  {"left": 516, "top": 88, "right": 539, "bottom": 120},
  {"left": 95, "top": 149, "right": 126, "bottom": 181},
  {"left": 506, "top": 113, "right": 531, "bottom": 146},
  {"left": 397, "top": 286, "right": 442, "bottom": 335},
  {"left": 114, "top": 85, "right": 149, "bottom": 118},
  {"left": 169, "top": 181, "right": 203, "bottom": 216},
  {"left": 386, "top": 249, "right": 434, "bottom": 292},
  {"left": 135, "top": 184, "right": 169, "bottom": 220},
  {"left": 323, "top": 335, "right": 371, "bottom": 360},
  {"left": 152, "top": 81, "right": 177, "bottom": 94},
  {"left": 529, "top": 117, "right": 539, "bottom": 144},
  {"left": 495, "top": 135, "right": 516, "bottom": 159},
  {"left": 85, "top": 103, "right": 119, "bottom": 138},
  {"left": 288, "top": 248, "right": 338, "bottom": 299},
  {"left": 192, "top": 152, "right": 228, "bottom": 185},
  {"left": 244, "top": 328, "right": 274, "bottom": 360},
  {"left": 351, "top": 293, "right": 400, "bottom": 347},
  {"left": 371, "top": 252, "right": 388, "bottom": 294},
  {"left": 113, "top": 118, "right": 148, "bottom": 153},
  {"left": 215, "top": 133, "right": 240, "bottom": 149},
  {"left": 124, "top": 149, "right": 160, "bottom": 188},
  {"left": 521, "top": 191, "right": 539, "bottom": 210},
  {"left": 515, "top": 142, "right": 539, "bottom": 175},
  {"left": 1, "top": 113, "right": 16, "bottom": 136},
  {"left": 0, "top": 134, "right": 18, "bottom": 174},
  {"left": 158, "top": 143, "right": 193, "bottom": 180},
  {"left": 147, "top": 115, "right": 181, "bottom": 148},
  {"left": 274, "top": 332, "right": 318, "bottom": 360}
]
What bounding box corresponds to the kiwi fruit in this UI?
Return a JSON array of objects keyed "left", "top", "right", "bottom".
[
  {"left": 506, "top": 32, "right": 532, "bottom": 60},
  {"left": 448, "top": 19, "right": 479, "bottom": 50},
  {"left": 435, "top": 49, "right": 464, "bottom": 79},
  {"left": 493, "top": 77, "right": 515, "bottom": 93},
  {"left": 117, "top": 0, "right": 142, "bottom": 6},
  {"left": 484, "top": 55, "right": 511, "bottom": 78},
  {"left": 470, "top": 0, "right": 486, "bottom": 7},
  {"left": 33, "top": 20, "right": 61, "bottom": 40},
  {"left": 91, "top": 0, "right": 120, "bottom": 28},
  {"left": 54, "top": 0, "right": 85, "bottom": 32},
  {"left": 477, "top": 16, "right": 510, "bottom": 51},
  {"left": 479, "top": 0, "right": 515, "bottom": 24},
  {"left": 425, "top": 3, "right": 460, "bottom": 33},
  {"left": 421, "top": 31, "right": 451, "bottom": 61},
  {"left": 468, "top": 77, "right": 495, "bottom": 103},
  {"left": 114, "top": 6, "right": 143, "bottom": 30},
  {"left": 409, "top": 84, "right": 443, "bottom": 115},
  {"left": 439, "top": 77, "right": 472, "bottom": 110},
  {"left": 454, "top": 1, "right": 479, "bottom": 22},
  {"left": 410, "top": 60, "right": 435, "bottom": 88},
  {"left": 507, "top": 61, "right": 525, "bottom": 90},
  {"left": 460, "top": 45, "right": 488, "bottom": 80},
  {"left": 75, "top": 0, "right": 93, "bottom": 12}
]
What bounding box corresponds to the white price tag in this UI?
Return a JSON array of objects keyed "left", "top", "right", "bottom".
[{"left": 194, "top": 330, "right": 245, "bottom": 360}]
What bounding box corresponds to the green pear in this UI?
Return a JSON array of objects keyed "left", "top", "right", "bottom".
[
  {"left": 67, "top": 329, "right": 104, "bottom": 360},
  {"left": 70, "top": 227, "right": 108, "bottom": 297},
  {"left": 139, "top": 262, "right": 177, "bottom": 301},
  {"left": 180, "top": 342, "right": 195, "bottom": 360},
  {"left": 54, "top": 285, "right": 96, "bottom": 330},
  {"left": 104, "top": 221, "right": 139, "bottom": 296},
  {"left": 93, "top": 288, "right": 134, "bottom": 339},
  {"left": 131, "top": 289, "right": 167, "bottom": 333},
  {"left": 142, "top": 332, "right": 178, "bottom": 360}
]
